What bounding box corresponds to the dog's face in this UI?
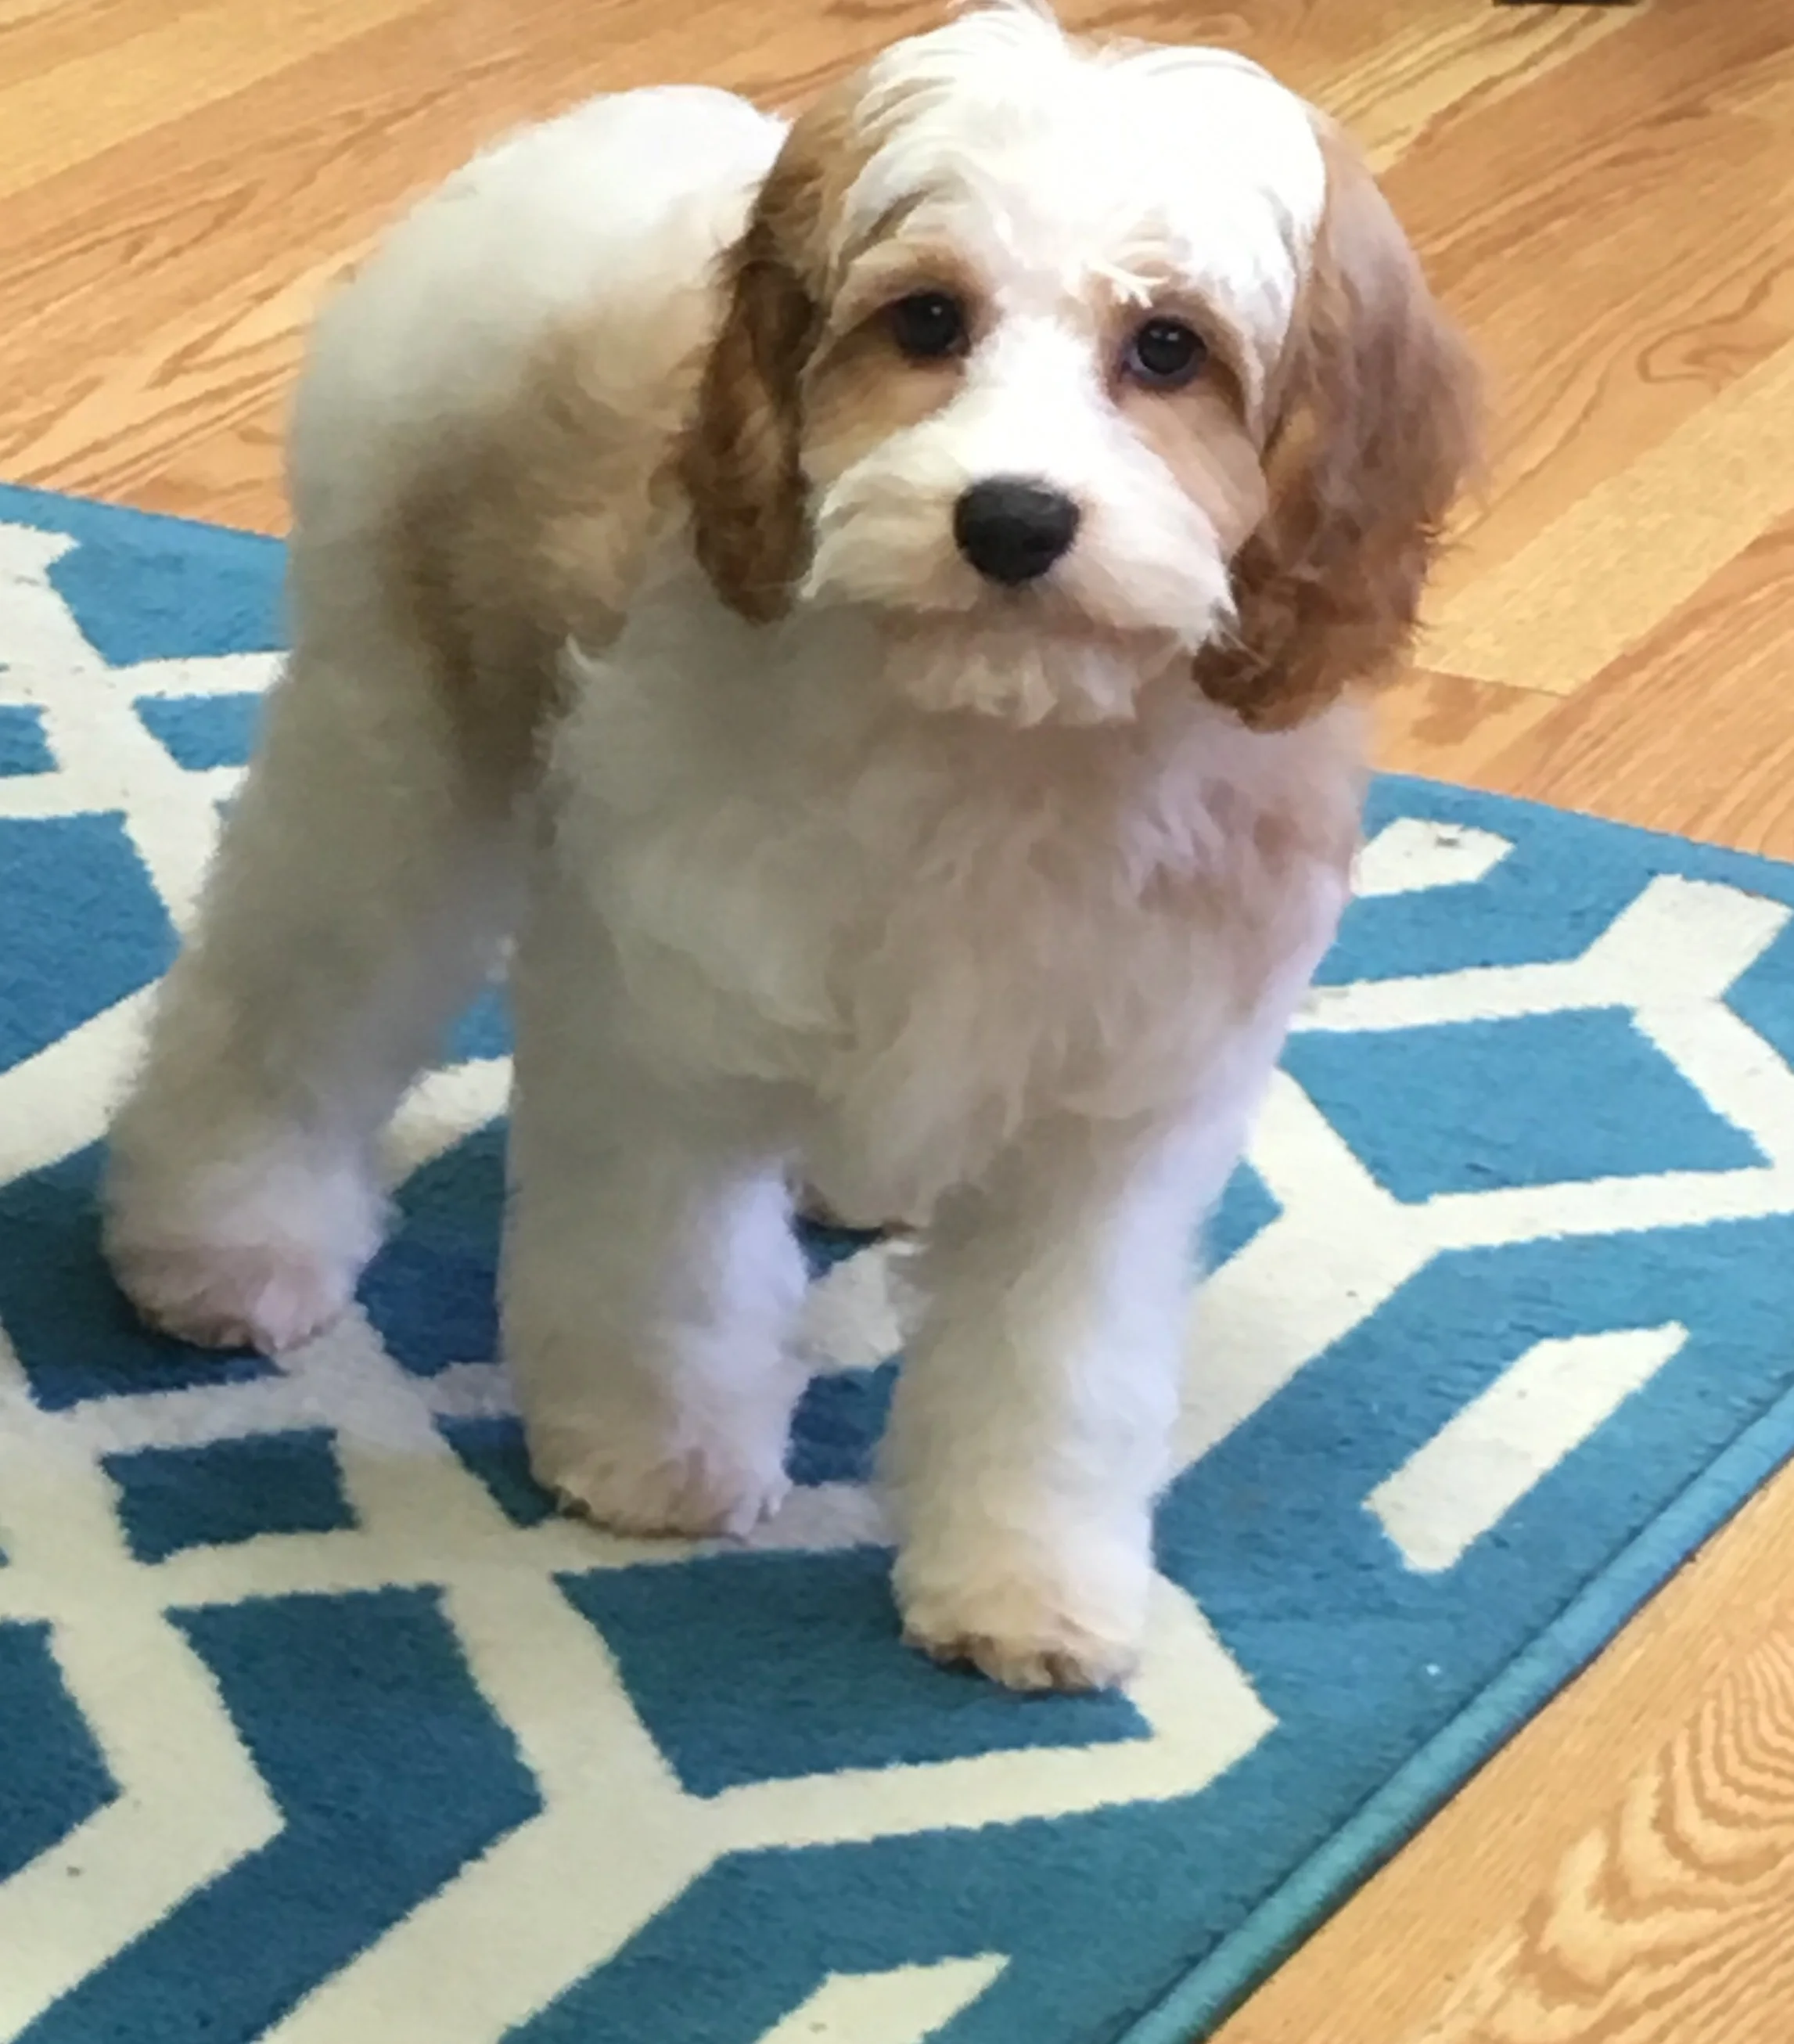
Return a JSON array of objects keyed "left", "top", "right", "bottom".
[{"left": 682, "top": 3, "right": 1479, "bottom": 729}]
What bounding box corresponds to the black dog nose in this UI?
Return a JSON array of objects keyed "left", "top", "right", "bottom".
[{"left": 952, "top": 478, "right": 1080, "bottom": 585}]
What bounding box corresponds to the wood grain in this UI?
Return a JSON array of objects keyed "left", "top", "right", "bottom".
[
  {"left": 1217, "top": 1466, "right": 1794, "bottom": 2044},
  {"left": 1431, "top": 337, "right": 1794, "bottom": 697},
  {"left": 1480, "top": 511, "right": 1794, "bottom": 857},
  {"left": 1387, "top": 1, "right": 1794, "bottom": 632},
  {"left": 1375, "top": 669, "right": 1559, "bottom": 791},
  {"left": 0, "top": 0, "right": 1615, "bottom": 531},
  {"left": 6, "top": 3, "right": 1794, "bottom": 2041}
]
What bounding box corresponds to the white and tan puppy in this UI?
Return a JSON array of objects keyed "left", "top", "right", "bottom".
[{"left": 102, "top": 2, "right": 1477, "bottom": 1690}]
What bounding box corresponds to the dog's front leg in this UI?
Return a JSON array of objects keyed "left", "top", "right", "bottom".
[
  {"left": 502, "top": 863, "right": 807, "bottom": 1540},
  {"left": 885, "top": 1121, "right": 1216, "bottom": 1693}
]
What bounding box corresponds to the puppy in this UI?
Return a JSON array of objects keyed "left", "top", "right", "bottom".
[{"left": 102, "top": 2, "right": 1477, "bottom": 1691}]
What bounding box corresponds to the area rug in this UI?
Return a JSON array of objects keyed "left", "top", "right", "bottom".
[{"left": 5, "top": 478, "right": 1794, "bottom": 2044}]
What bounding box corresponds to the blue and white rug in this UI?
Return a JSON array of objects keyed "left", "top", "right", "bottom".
[{"left": 5, "top": 477, "right": 1794, "bottom": 2043}]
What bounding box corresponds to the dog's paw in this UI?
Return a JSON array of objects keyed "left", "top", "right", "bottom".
[
  {"left": 898, "top": 1571, "right": 1144, "bottom": 1694},
  {"left": 110, "top": 1240, "right": 354, "bottom": 1356},
  {"left": 534, "top": 1431, "right": 790, "bottom": 1541}
]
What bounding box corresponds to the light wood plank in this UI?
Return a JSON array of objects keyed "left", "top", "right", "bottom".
[
  {"left": 1374, "top": 668, "right": 1559, "bottom": 790},
  {"left": 0, "top": 0, "right": 439, "bottom": 198},
  {"left": 0, "top": 0, "right": 1613, "bottom": 531},
  {"left": 1481, "top": 512, "right": 1794, "bottom": 859},
  {"left": 0, "top": 0, "right": 832, "bottom": 526},
  {"left": 1431, "top": 340, "right": 1794, "bottom": 696},
  {"left": 1379, "top": 2, "right": 1794, "bottom": 635},
  {"left": 1314, "top": 2, "right": 1634, "bottom": 174}
]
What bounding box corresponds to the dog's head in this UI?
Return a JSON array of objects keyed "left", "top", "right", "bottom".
[{"left": 681, "top": 2, "right": 1479, "bottom": 728}]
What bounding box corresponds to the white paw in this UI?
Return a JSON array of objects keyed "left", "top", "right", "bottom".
[
  {"left": 532, "top": 1427, "right": 791, "bottom": 1541},
  {"left": 897, "top": 1551, "right": 1148, "bottom": 1693},
  {"left": 108, "top": 1240, "right": 356, "bottom": 1355}
]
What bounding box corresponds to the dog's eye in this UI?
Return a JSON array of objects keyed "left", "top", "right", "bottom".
[
  {"left": 886, "top": 291, "right": 969, "bottom": 362},
  {"left": 1124, "top": 318, "right": 1208, "bottom": 390}
]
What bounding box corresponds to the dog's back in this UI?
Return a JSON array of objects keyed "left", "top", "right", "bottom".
[
  {"left": 279, "top": 87, "right": 786, "bottom": 785},
  {"left": 289, "top": 88, "right": 782, "bottom": 529}
]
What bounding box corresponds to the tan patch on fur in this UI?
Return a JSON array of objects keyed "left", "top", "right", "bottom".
[
  {"left": 1251, "top": 769, "right": 1361, "bottom": 887},
  {"left": 823, "top": 237, "right": 985, "bottom": 343},
  {"left": 679, "top": 76, "right": 896, "bottom": 621},
  {"left": 1193, "top": 121, "right": 1482, "bottom": 732},
  {"left": 1078, "top": 290, "right": 1271, "bottom": 688},
  {"left": 1120, "top": 376, "right": 1267, "bottom": 562},
  {"left": 392, "top": 57, "right": 962, "bottom": 785},
  {"left": 394, "top": 305, "right": 713, "bottom": 793},
  {"left": 802, "top": 255, "right": 979, "bottom": 492},
  {"left": 1143, "top": 728, "right": 1363, "bottom": 1018}
]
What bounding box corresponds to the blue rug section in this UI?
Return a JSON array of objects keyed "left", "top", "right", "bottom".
[
  {"left": 0, "top": 1145, "right": 281, "bottom": 1411},
  {"left": 437, "top": 1415, "right": 558, "bottom": 1528},
  {"left": 1316, "top": 777, "right": 1683, "bottom": 986},
  {"left": 12, "top": 1589, "right": 541, "bottom": 2044},
  {"left": 106, "top": 1429, "right": 358, "bottom": 1564},
  {"left": 1207, "top": 1162, "right": 1280, "bottom": 1266},
  {"left": 0, "top": 704, "right": 55, "bottom": 777},
  {"left": 360, "top": 1124, "right": 507, "bottom": 1376},
  {"left": 0, "top": 815, "right": 178, "bottom": 1071},
  {"left": 1727, "top": 917, "right": 1794, "bottom": 1069},
  {"left": 788, "top": 1365, "right": 897, "bottom": 1486},
  {"left": 1283, "top": 1006, "right": 1765, "bottom": 1200},
  {"left": 7, "top": 483, "right": 1794, "bottom": 2044},
  {"left": 559, "top": 1549, "right": 1151, "bottom": 1798},
  {"left": 447, "top": 978, "right": 512, "bottom": 1063},
  {"left": 0, "top": 481, "right": 285, "bottom": 667},
  {"left": 135, "top": 692, "right": 265, "bottom": 772},
  {"left": 0, "top": 1625, "right": 117, "bottom": 1884}
]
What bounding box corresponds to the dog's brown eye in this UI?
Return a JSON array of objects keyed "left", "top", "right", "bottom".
[
  {"left": 1124, "top": 318, "right": 1208, "bottom": 390},
  {"left": 887, "top": 291, "right": 969, "bottom": 362}
]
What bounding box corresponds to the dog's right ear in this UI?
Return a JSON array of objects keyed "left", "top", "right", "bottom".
[
  {"left": 681, "top": 156, "right": 829, "bottom": 624},
  {"left": 1193, "top": 126, "right": 1480, "bottom": 731}
]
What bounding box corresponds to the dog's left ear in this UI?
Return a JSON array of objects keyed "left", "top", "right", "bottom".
[
  {"left": 1195, "top": 128, "right": 1481, "bottom": 729},
  {"left": 680, "top": 146, "right": 831, "bottom": 624}
]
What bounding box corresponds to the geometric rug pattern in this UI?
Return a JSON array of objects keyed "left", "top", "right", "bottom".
[{"left": 5, "top": 479, "right": 1794, "bottom": 2042}]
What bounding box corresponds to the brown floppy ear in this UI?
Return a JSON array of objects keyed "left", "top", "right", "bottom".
[
  {"left": 679, "top": 139, "right": 835, "bottom": 623},
  {"left": 1195, "top": 128, "right": 1481, "bottom": 730}
]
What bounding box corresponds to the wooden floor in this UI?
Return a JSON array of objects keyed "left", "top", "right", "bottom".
[{"left": 6, "top": 0, "right": 1794, "bottom": 2035}]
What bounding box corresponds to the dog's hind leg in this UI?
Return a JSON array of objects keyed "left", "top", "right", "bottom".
[{"left": 102, "top": 549, "right": 527, "bottom": 1356}]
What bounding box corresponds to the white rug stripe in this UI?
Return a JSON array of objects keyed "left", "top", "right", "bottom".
[
  {"left": 756, "top": 1957, "right": 1009, "bottom": 2042},
  {"left": 1368, "top": 1324, "right": 1689, "bottom": 1573},
  {"left": 1353, "top": 817, "right": 1512, "bottom": 899},
  {"left": 0, "top": 1339, "right": 281, "bottom": 2035}
]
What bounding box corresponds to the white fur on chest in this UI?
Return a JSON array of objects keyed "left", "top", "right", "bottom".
[{"left": 550, "top": 581, "right": 1359, "bottom": 1218}]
